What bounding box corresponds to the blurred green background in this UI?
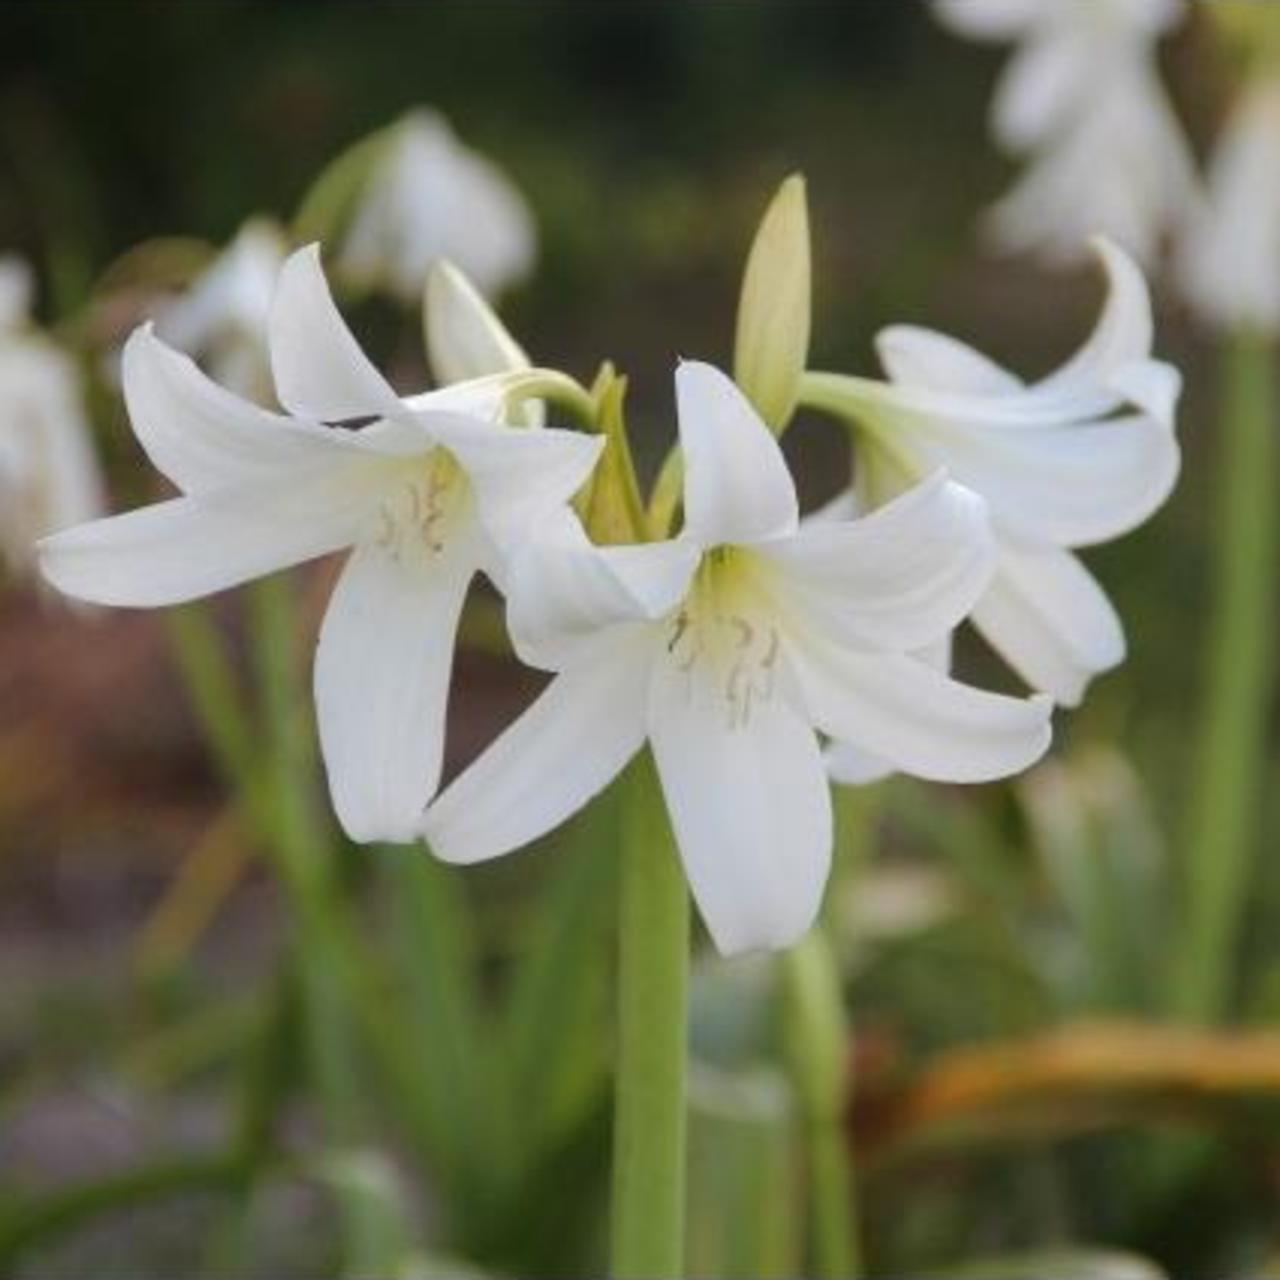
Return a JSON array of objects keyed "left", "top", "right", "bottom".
[{"left": 1, "top": 4, "right": 1277, "bottom": 1278}]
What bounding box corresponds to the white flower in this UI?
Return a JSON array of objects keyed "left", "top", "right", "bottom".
[
  {"left": 422, "top": 362, "right": 1052, "bottom": 956},
  {"left": 39, "top": 245, "right": 601, "bottom": 843},
  {"left": 1179, "top": 72, "right": 1280, "bottom": 334},
  {"left": 339, "top": 109, "right": 535, "bottom": 303},
  {"left": 803, "top": 237, "right": 1181, "bottom": 714},
  {"left": 157, "top": 218, "right": 287, "bottom": 399},
  {"left": 0, "top": 256, "right": 104, "bottom": 577},
  {"left": 936, "top": 0, "right": 1195, "bottom": 266}
]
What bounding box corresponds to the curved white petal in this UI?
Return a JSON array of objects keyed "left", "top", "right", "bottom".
[
  {"left": 425, "top": 260, "right": 533, "bottom": 383},
  {"left": 824, "top": 635, "right": 952, "bottom": 787},
  {"left": 824, "top": 742, "right": 895, "bottom": 786},
  {"left": 648, "top": 650, "right": 831, "bottom": 956},
  {"left": 1033, "top": 237, "right": 1155, "bottom": 407},
  {"left": 971, "top": 543, "right": 1124, "bottom": 706},
  {"left": 876, "top": 325, "right": 1024, "bottom": 396},
  {"left": 675, "top": 361, "right": 798, "bottom": 547},
  {"left": 932, "top": 0, "right": 1043, "bottom": 39},
  {"left": 505, "top": 509, "right": 700, "bottom": 669},
  {"left": 422, "top": 627, "right": 651, "bottom": 863},
  {"left": 760, "top": 472, "right": 995, "bottom": 652},
  {"left": 122, "top": 326, "right": 383, "bottom": 493},
  {"left": 315, "top": 520, "right": 479, "bottom": 843},
  {"left": 993, "top": 33, "right": 1089, "bottom": 151},
  {"left": 269, "top": 244, "right": 405, "bottom": 422},
  {"left": 38, "top": 462, "right": 381, "bottom": 607},
  {"left": 424, "top": 412, "right": 603, "bottom": 549},
  {"left": 932, "top": 409, "right": 1179, "bottom": 547},
  {"left": 791, "top": 630, "right": 1052, "bottom": 783}
]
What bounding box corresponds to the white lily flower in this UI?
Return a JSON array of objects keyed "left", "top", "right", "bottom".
[
  {"left": 422, "top": 362, "right": 1052, "bottom": 956},
  {"left": 339, "top": 109, "right": 535, "bottom": 303},
  {"left": 1179, "top": 72, "right": 1280, "bottom": 334},
  {"left": 39, "top": 245, "right": 602, "bottom": 843},
  {"left": 158, "top": 218, "right": 287, "bottom": 399},
  {"left": 0, "top": 256, "right": 104, "bottom": 578},
  {"left": 803, "top": 237, "right": 1181, "bottom": 713},
  {"left": 936, "top": 0, "right": 1195, "bottom": 266}
]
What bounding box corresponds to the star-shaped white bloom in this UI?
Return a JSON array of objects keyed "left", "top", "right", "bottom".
[
  {"left": 339, "top": 109, "right": 536, "bottom": 303},
  {"left": 1179, "top": 73, "right": 1280, "bottom": 335},
  {"left": 39, "top": 245, "right": 601, "bottom": 843},
  {"left": 422, "top": 361, "right": 1052, "bottom": 956},
  {"left": 804, "top": 237, "right": 1180, "bottom": 730},
  {"left": 158, "top": 218, "right": 287, "bottom": 398},
  {"left": 0, "top": 256, "right": 104, "bottom": 578},
  {"left": 936, "top": 0, "right": 1195, "bottom": 266}
]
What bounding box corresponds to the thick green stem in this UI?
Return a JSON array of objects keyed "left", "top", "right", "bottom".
[
  {"left": 611, "top": 751, "right": 689, "bottom": 1279},
  {"left": 1175, "top": 331, "right": 1279, "bottom": 1022},
  {"left": 782, "top": 931, "right": 859, "bottom": 1279}
]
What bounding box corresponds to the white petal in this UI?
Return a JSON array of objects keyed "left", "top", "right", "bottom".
[
  {"left": 933, "top": 409, "right": 1179, "bottom": 547},
  {"left": 315, "top": 520, "right": 479, "bottom": 843},
  {"left": 425, "top": 260, "right": 533, "bottom": 383},
  {"left": 422, "top": 628, "right": 651, "bottom": 862},
  {"left": 675, "top": 361, "right": 798, "bottom": 546},
  {"left": 648, "top": 649, "right": 831, "bottom": 955},
  {"left": 824, "top": 635, "right": 952, "bottom": 787},
  {"left": 505, "top": 510, "right": 700, "bottom": 669},
  {"left": 269, "top": 244, "right": 405, "bottom": 422},
  {"left": 824, "top": 742, "right": 895, "bottom": 786},
  {"left": 38, "top": 462, "right": 382, "bottom": 606},
  {"left": 122, "top": 326, "right": 376, "bottom": 492},
  {"left": 992, "top": 33, "right": 1089, "bottom": 151},
  {"left": 759, "top": 472, "right": 995, "bottom": 651},
  {"left": 971, "top": 543, "right": 1124, "bottom": 706},
  {"left": 424, "top": 412, "right": 603, "bottom": 548},
  {"left": 876, "top": 325, "right": 1024, "bottom": 395},
  {"left": 791, "top": 630, "right": 1052, "bottom": 783},
  {"left": 932, "top": 0, "right": 1044, "bottom": 39},
  {"left": 1031, "top": 237, "right": 1155, "bottom": 409}
]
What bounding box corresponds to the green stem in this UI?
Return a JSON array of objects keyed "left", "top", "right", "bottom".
[
  {"left": 1175, "top": 331, "right": 1279, "bottom": 1022},
  {"left": 781, "top": 931, "right": 859, "bottom": 1279},
  {"left": 611, "top": 751, "right": 689, "bottom": 1279}
]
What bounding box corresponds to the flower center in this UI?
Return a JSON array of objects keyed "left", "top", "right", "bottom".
[
  {"left": 665, "top": 547, "right": 780, "bottom": 730},
  {"left": 373, "top": 448, "right": 469, "bottom": 561}
]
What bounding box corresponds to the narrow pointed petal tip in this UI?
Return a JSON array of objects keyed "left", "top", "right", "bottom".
[
  {"left": 269, "top": 243, "right": 405, "bottom": 423},
  {"left": 675, "top": 360, "right": 799, "bottom": 546},
  {"left": 424, "top": 258, "right": 535, "bottom": 397}
]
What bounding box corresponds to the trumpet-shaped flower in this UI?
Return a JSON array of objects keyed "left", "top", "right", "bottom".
[
  {"left": 338, "top": 109, "right": 535, "bottom": 303},
  {"left": 39, "top": 246, "right": 601, "bottom": 843},
  {"left": 0, "top": 256, "right": 104, "bottom": 577},
  {"left": 1179, "top": 73, "right": 1280, "bottom": 334},
  {"left": 158, "top": 218, "right": 287, "bottom": 398},
  {"left": 423, "top": 362, "right": 1052, "bottom": 955},
  {"left": 936, "top": 0, "right": 1195, "bottom": 266},
  {"left": 803, "top": 238, "right": 1181, "bottom": 713}
]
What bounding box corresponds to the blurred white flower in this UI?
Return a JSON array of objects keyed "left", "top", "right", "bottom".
[
  {"left": 803, "top": 238, "right": 1181, "bottom": 714},
  {"left": 40, "top": 246, "right": 600, "bottom": 843},
  {"left": 157, "top": 218, "right": 287, "bottom": 399},
  {"left": 936, "top": 0, "right": 1196, "bottom": 266},
  {"left": 423, "top": 362, "right": 1051, "bottom": 956},
  {"left": 339, "top": 109, "right": 535, "bottom": 303},
  {"left": 0, "top": 256, "right": 104, "bottom": 579},
  {"left": 1179, "top": 72, "right": 1280, "bottom": 334}
]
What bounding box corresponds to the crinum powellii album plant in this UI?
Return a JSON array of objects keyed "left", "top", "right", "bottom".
[{"left": 34, "top": 166, "right": 1184, "bottom": 1279}]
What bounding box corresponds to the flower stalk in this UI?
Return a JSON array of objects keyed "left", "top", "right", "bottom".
[
  {"left": 1175, "top": 330, "right": 1278, "bottom": 1021},
  {"left": 781, "top": 930, "right": 859, "bottom": 1279},
  {"left": 611, "top": 750, "right": 690, "bottom": 1279}
]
